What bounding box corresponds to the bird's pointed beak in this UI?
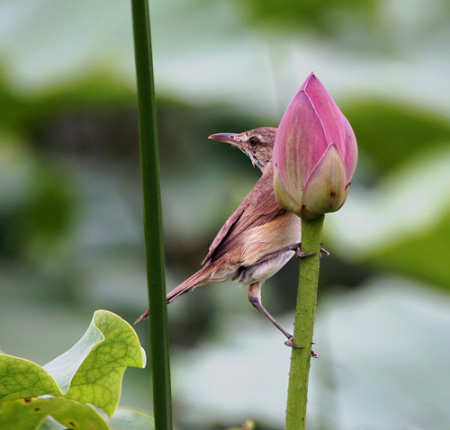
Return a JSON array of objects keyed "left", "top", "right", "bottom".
[
  {"left": 209, "top": 133, "right": 248, "bottom": 152},
  {"left": 209, "top": 131, "right": 259, "bottom": 170},
  {"left": 208, "top": 132, "right": 239, "bottom": 144}
]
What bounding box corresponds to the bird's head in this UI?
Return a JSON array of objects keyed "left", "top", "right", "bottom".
[{"left": 208, "top": 127, "right": 277, "bottom": 173}]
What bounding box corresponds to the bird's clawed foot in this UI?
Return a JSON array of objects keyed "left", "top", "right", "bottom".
[
  {"left": 284, "top": 337, "right": 318, "bottom": 357},
  {"left": 247, "top": 283, "right": 319, "bottom": 357},
  {"left": 295, "top": 243, "right": 330, "bottom": 258},
  {"left": 296, "top": 249, "right": 316, "bottom": 258},
  {"left": 284, "top": 337, "right": 304, "bottom": 349}
]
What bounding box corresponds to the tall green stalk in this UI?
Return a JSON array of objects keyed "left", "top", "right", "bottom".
[
  {"left": 286, "top": 215, "right": 324, "bottom": 430},
  {"left": 130, "top": 1, "right": 172, "bottom": 429}
]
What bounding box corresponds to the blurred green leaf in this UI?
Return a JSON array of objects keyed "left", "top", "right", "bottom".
[
  {"left": 0, "top": 135, "right": 35, "bottom": 214},
  {"left": 325, "top": 144, "right": 450, "bottom": 288},
  {"left": 0, "top": 72, "right": 134, "bottom": 133},
  {"left": 19, "top": 165, "right": 74, "bottom": 255},
  {"left": 345, "top": 100, "right": 450, "bottom": 173},
  {"left": 0, "top": 397, "right": 111, "bottom": 430},
  {"left": 368, "top": 210, "right": 450, "bottom": 290},
  {"left": 0, "top": 137, "right": 75, "bottom": 259},
  {"left": 233, "top": 0, "right": 378, "bottom": 34}
]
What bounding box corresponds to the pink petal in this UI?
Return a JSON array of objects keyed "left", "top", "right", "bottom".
[
  {"left": 273, "top": 90, "right": 328, "bottom": 195},
  {"left": 273, "top": 165, "right": 302, "bottom": 216},
  {"left": 300, "top": 144, "right": 348, "bottom": 219},
  {"left": 341, "top": 115, "right": 358, "bottom": 182},
  {"left": 302, "top": 73, "right": 347, "bottom": 152}
]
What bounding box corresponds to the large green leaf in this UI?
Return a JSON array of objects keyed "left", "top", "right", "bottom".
[
  {"left": 0, "top": 310, "right": 146, "bottom": 429},
  {"left": 0, "top": 356, "right": 61, "bottom": 401},
  {"left": 44, "top": 310, "right": 146, "bottom": 417},
  {"left": 0, "top": 397, "right": 110, "bottom": 430}
]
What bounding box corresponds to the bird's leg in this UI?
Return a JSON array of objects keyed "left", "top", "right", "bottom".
[
  {"left": 253, "top": 242, "right": 305, "bottom": 266},
  {"left": 248, "top": 282, "right": 301, "bottom": 348},
  {"left": 248, "top": 282, "right": 318, "bottom": 356},
  {"left": 252, "top": 243, "right": 329, "bottom": 264}
]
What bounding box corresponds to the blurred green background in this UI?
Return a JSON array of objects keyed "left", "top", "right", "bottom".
[{"left": 1, "top": 0, "right": 449, "bottom": 429}]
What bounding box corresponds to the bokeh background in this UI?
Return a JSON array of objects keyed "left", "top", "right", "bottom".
[{"left": 1, "top": 1, "right": 449, "bottom": 429}]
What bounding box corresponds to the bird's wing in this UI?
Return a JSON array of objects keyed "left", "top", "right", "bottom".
[{"left": 202, "top": 163, "right": 285, "bottom": 265}]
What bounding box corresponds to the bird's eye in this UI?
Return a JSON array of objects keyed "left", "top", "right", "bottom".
[{"left": 249, "top": 136, "right": 260, "bottom": 145}]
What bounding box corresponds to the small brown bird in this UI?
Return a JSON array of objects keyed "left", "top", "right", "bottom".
[{"left": 137, "top": 127, "right": 302, "bottom": 346}]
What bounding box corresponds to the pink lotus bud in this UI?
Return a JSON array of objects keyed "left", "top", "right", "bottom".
[{"left": 273, "top": 73, "right": 358, "bottom": 220}]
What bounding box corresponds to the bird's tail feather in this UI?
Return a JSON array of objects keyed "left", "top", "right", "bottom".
[
  {"left": 166, "top": 265, "right": 215, "bottom": 304},
  {"left": 134, "top": 264, "right": 216, "bottom": 324}
]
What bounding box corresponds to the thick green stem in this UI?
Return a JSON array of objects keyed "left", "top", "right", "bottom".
[
  {"left": 286, "top": 215, "right": 324, "bottom": 430},
  {"left": 130, "top": 1, "right": 173, "bottom": 429}
]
